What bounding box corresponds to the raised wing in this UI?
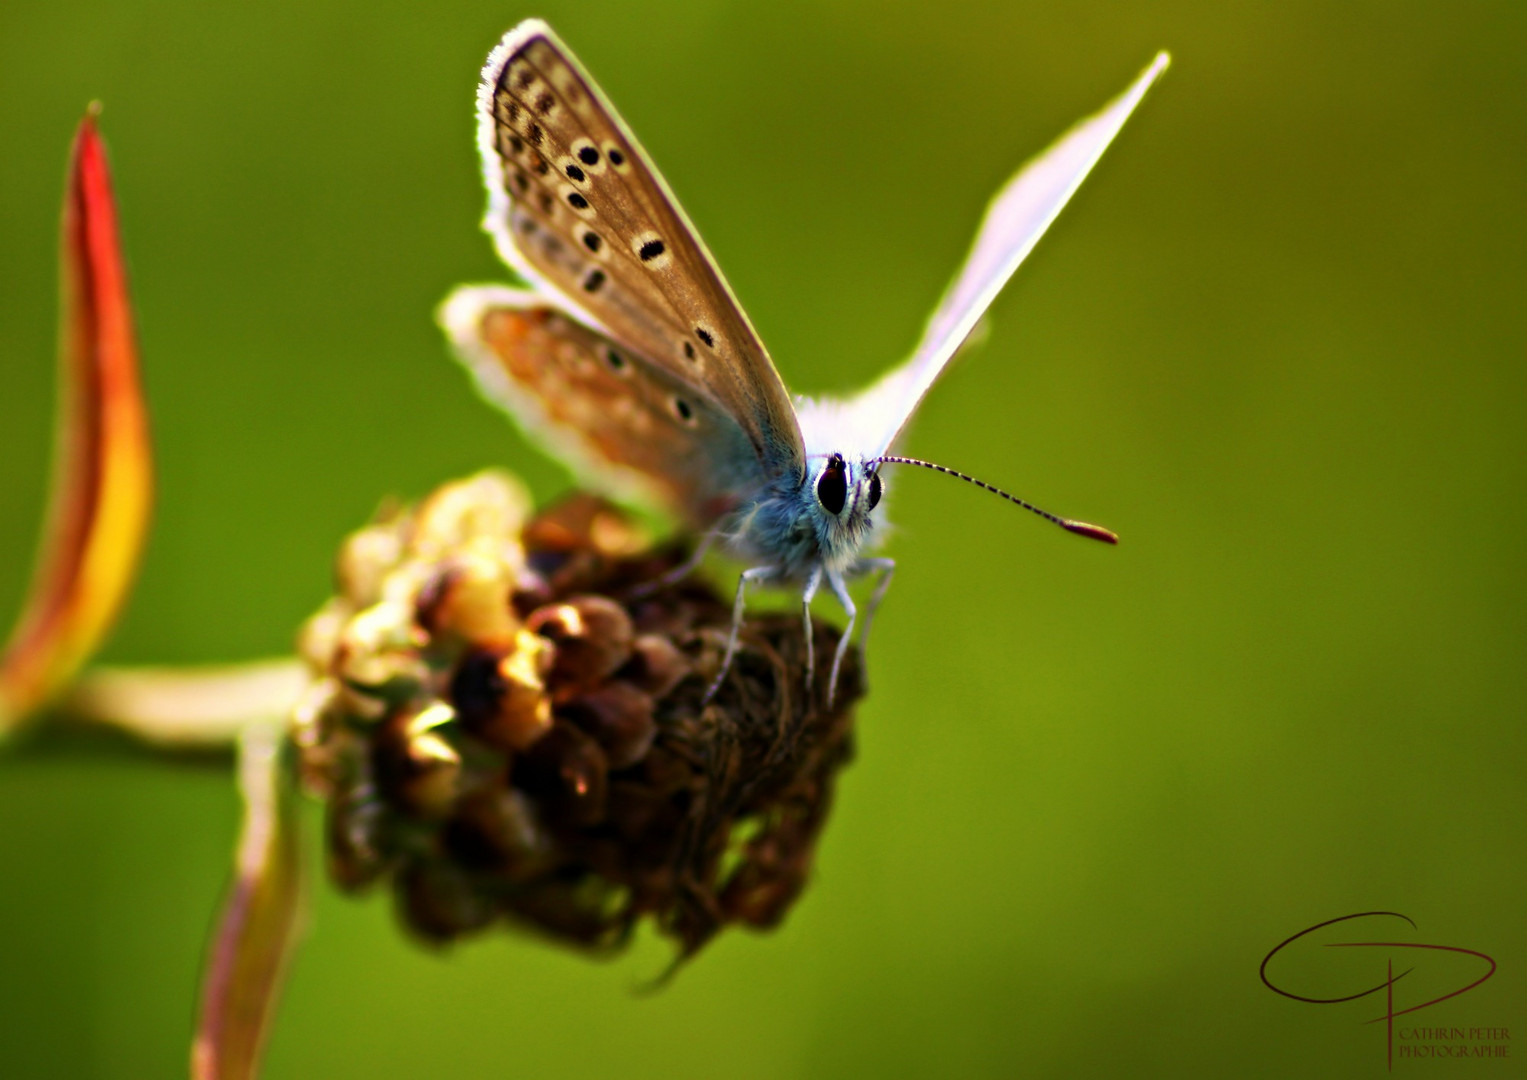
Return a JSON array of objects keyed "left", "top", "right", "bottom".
[
  {"left": 474, "top": 20, "right": 804, "bottom": 476},
  {"left": 839, "top": 52, "right": 1170, "bottom": 460},
  {"left": 441, "top": 286, "right": 764, "bottom": 530}
]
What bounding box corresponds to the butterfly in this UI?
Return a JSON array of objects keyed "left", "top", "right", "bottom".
[{"left": 441, "top": 19, "right": 1168, "bottom": 704}]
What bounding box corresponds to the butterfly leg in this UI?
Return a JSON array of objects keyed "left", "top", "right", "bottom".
[
  {"left": 702, "top": 564, "right": 779, "bottom": 703},
  {"left": 824, "top": 569, "right": 858, "bottom": 709},
  {"left": 800, "top": 564, "right": 824, "bottom": 690},
  {"left": 844, "top": 557, "right": 895, "bottom": 696},
  {"left": 855, "top": 557, "right": 896, "bottom": 651},
  {"left": 627, "top": 529, "right": 718, "bottom": 598}
]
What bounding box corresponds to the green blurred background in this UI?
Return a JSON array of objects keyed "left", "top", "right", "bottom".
[{"left": 2, "top": 0, "right": 1523, "bottom": 1076}]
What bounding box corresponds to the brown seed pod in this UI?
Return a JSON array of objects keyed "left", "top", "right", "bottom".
[
  {"left": 526, "top": 596, "right": 634, "bottom": 692},
  {"left": 559, "top": 680, "right": 656, "bottom": 770},
  {"left": 295, "top": 471, "right": 863, "bottom": 960},
  {"left": 449, "top": 631, "right": 553, "bottom": 752}
]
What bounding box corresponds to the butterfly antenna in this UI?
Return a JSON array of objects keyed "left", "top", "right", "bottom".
[{"left": 871, "top": 456, "right": 1118, "bottom": 544}]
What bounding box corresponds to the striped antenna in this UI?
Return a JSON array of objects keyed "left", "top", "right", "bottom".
[{"left": 871, "top": 455, "right": 1118, "bottom": 544}]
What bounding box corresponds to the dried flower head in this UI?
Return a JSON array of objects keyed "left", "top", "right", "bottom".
[{"left": 294, "top": 472, "right": 862, "bottom": 957}]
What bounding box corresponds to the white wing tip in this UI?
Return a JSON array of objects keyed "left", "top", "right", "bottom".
[
  {"left": 1141, "top": 51, "right": 1172, "bottom": 87},
  {"left": 1103, "top": 50, "right": 1171, "bottom": 127},
  {"left": 487, "top": 18, "right": 553, "bottom": 62},
  {"left": 478, "top": 20, "right": 558, "bottom": 110}
]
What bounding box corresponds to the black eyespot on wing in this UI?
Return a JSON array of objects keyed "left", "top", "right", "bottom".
[
  {"left": 607, "top": 148, "right": 626, "bottom": 166},
  {"left": 682, "top": 342, "right": 696, "bottom": 360},
  {"left": 695, "top": 328, "right": 714, "bottom": 348},
  {"left": 578, "top": 146, "right": 600, "bottom": 165},
  {"left": 582, "top": 231, "right": 602, "bottom": 252},
  {"left": 567, "top": 191, "right": 589, "bottom": 210},
  {"left": 604, "top": 348, "right": 625, "bottom": 370},
  {"left": 565, "top": 163, "right": 586, "bottom": 182},
  {"left": 816, "top": 456, "right": 848, "bottom": 516},
  {"left": 672, "top": 397, "right": 694, "bottom": 423},
  {"left": 582, "top": 269, "right": 606, "bottom": 293},
  {"left": 866, "top": 473, "right": 883, "bottom": 511},
  {"left": 639, "top": 239, "right": 666, "bottom": 261}
]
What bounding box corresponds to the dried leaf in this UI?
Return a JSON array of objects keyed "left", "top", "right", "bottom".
[{"left": 191, "top": 722, "right": 304, "bottom": 1080}]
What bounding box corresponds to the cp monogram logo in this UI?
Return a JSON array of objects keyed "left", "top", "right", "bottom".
[{"left": 1261, "top": 911, "right": 1499, "bottom": 1070}]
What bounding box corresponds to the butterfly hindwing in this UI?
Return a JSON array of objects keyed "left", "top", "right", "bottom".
[
  {"left": 476, "top": 20, "right": 805, "bottom": 477},
  {"left": 442, "top": 286, "right": 764, "bottom": 529}
]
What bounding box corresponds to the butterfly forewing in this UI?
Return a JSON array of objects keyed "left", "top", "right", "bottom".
[
  {"left": 443, "top": 286, "right": 763, "bottom": 529},
  {"left": 835, "top": 52, "right": 1171, "bottom": 460},
  {"left": 477, "top": 21, "right": 804, "bottom": 475}
]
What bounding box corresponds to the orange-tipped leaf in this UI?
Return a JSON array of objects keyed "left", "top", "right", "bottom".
[{"left": 0, "top": 110, "right": 153, "bottom": 730}]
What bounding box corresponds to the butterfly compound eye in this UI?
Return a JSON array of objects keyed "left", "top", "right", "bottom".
[
  {"left": 866, "top": 472, "right": 882, "bottom": 511},
  {"left": 816, "top": 456, "right": 848, "bottom": 516}
]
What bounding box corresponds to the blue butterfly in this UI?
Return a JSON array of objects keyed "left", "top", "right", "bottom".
[{"left": 443, "top": 20, "right": 1168, "bottom": 702}]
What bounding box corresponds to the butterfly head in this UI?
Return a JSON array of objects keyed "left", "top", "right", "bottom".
[{"left": 805, "top": 452, "right": 884, "bottom": 562}]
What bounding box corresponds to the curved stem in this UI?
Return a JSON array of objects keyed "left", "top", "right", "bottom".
[{"left": 59, "top": 658, "right": 307, "bottom": 750}]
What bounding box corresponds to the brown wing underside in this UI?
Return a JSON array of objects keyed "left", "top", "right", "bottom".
[{"left": 481, "top": 24, "right": 803, "bottom": 471}]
